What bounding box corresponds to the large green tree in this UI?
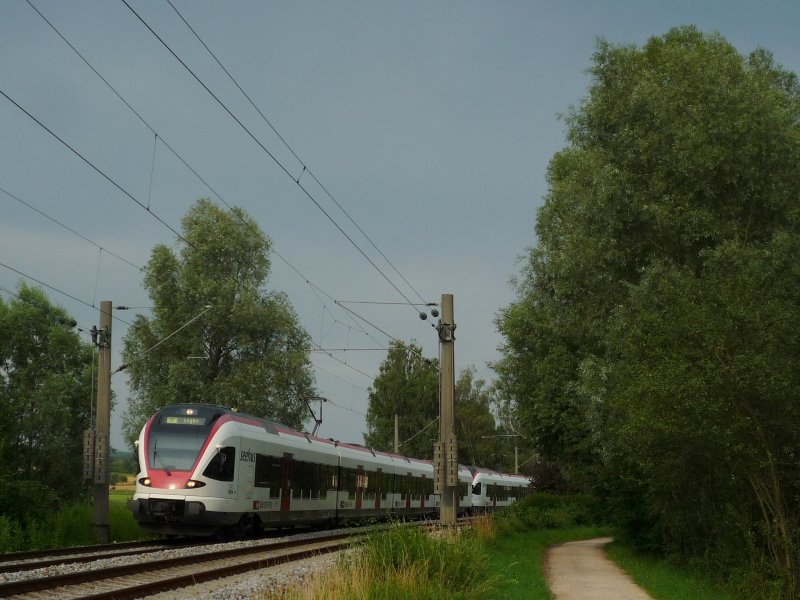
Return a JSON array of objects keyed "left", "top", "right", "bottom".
[
  {"left": 0, "top": 283, "right": 94, "bottom": 511},
  {"left": 496, "top": 26, "right": 800, "bottom": 592},
  {"left": 122, "top": 199, "right": 315, "bottom": 446}
]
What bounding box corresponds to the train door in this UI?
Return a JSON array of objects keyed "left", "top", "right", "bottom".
[
  {"left": 243, "top": 461, "right": 254, "bottom": 501},
  {"left": 375, "top": 468, "right": 382, "bottom": 510},
  {"left": 280, "top": 453, "right": 293, "bottom": 513},
  {"left": 236, "top": 439, "right": 253, "bottom": 502},
  {"left": 355, "top": 465, "right": 364, "bottom": 510}
]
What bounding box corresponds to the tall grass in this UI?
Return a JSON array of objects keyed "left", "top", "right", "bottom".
[
  {"left": 0, "top": 501, "right": 145, "bottom": 552},
  {"left": 282, "top": 522, "right": 503, "bottom": 600}
]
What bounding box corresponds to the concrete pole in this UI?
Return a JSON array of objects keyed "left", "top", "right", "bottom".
[
  {"left": 438, "top": 294, "right": 457, "bottom": 525},
  {"left": 92, "top": 301, "right": 111, "bottom": 543}
]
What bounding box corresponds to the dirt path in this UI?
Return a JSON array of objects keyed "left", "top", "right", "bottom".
[{"left": 544, "top": 537, "right": 654, "bottom": 600}]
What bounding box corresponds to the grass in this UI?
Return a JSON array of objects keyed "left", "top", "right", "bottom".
[
  {"left": 281, "top": 521, "right": 502, "bottom": 600},
  {"left": 483, "top": 526, "right": 613, "bottom": 600},
  {"left": 605, "top": 542, "right": 737, "bottom": 600},
  {"left": 0, "top": 489, "right": 146, "bottom": 553}
]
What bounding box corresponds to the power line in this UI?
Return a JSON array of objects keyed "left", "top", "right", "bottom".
[
  {"left": 0, "top": 86, "right": 375, "bottom": 387},
  {"left": 400, "top": 416, "right": 440, "bottom": 447},
  {"left": 334, "top": 301, "right": 402, "bottom": 342},
  {"left": 325, "top": 398, "right": 367, "bottom": 418},
  {"left": 121, "top": 0, "right": 424, "bottom": 315},
  {"left": 0, "top": 185, "right": 143, "bottom": 272},
  {"left": 25, "top": 0, "right": 390, "bottom": 374},
  {"left": 0, "top": 87, "right": 187, "bottom": 245},
  {"left": 15, "top": 3, "right": 434, "bottom": 404},
  {"left": 165, "top": 0, "right": 429, "bottom": 307},
  {"left": 0, "top": 260, "right": 132, "bottom": 327}
]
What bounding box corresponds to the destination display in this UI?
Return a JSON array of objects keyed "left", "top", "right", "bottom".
[{"left": 163, "top": 416, "right": 206, "bottom": 426}]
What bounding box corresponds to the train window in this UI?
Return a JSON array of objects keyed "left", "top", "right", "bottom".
[
  {"left": 339, "top": 467, "right": 357, "bottom": 500},
  {"left": 323, "top": 464, "right": 337, "bottom": 492},
  {"left": 254, "top": 454, "right": 282, "bottom": 499},
  {"left": 292, "top": 461, "right": 322, "bottom": 499},
  {"left": 459, "top": 481, "right": 468, "bottom": 498},
  {"left": 147, "top": 428, "right": 207, "bottom": 472},
  {"left": 202, "top": 446, "right": 235, "bottom": 481},
  {"left": 472, "top": 482, "right": 482, "bottom": 496}
]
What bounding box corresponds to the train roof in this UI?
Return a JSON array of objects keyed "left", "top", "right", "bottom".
[{"left": 154, "top": 403, "right": 440, "bottom": 467}]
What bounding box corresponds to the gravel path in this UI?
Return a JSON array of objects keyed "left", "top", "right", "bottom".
[{"left": 544, "top": 537, "right": 654, "bottom": 600}]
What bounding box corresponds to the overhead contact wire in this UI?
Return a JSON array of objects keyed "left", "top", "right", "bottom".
[
  {"left": 166, "top": 0, "right": 429, "bottom": 307},
  {"left": 122, "top": 0, "right": 423, "bottom": 315}
]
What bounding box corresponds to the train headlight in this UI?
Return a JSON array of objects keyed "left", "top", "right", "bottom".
[
  {"left": 139, "top": 477, "right": 152, "bottom": 486},
  {"left": 185, "top": 480, "right": 206, "bottom": 489}
]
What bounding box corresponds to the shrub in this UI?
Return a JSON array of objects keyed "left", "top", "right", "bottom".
[
  {"left": 0, "top": 501, "right": 146, "bottom": 552},
  {"left": 0, "top": 480, "right": 59, "bottom": 521},
  {"left": 492, "top": 492, "right": 604, "bottom": 534}
]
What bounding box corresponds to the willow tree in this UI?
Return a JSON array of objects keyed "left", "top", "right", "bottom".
[
  {"left": 496, "top": 27, "right": 800, "bottom": 592},
  {"left": 122, "top": 199, "right": 315, "bottom": 447}
]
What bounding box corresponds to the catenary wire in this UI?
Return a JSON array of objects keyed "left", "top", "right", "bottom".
[
  {"left": 0, "top": 260, "right": 132, "bottom": 327},
  {"left": 0, "top": 185, "right": 143, "bottom": 272},
  {"left": 17, "top": 3, "right": 435, "bottom": 410},
  {"left": 165, "top": 0, "right": 430, "bottom": 307},
  {"left": 0, "top": 88, "right": 375, "bottom": 386},
  {"left": 0, "top": 88, "right": 187, "bottom": 244},
  {"left": 26, "top": 0, "right": 387, "bottom": 359},
  {"left": 121, "top": 0, "right": 424, "bottom": 315}
]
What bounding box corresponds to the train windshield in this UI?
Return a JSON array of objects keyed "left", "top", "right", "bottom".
[{"left": 147, "top": 405, "right": 225, "bottom": 472}]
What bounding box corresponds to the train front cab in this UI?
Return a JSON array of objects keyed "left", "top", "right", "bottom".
[{"left": 128, "top": 404, "right": 247, "bottom": 536}]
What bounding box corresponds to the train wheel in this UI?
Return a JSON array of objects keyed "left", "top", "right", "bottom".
[
  {"left": 237, "top": 513, "right": 255, "bottom": 537},
  {"left": 219, "top": 514, "right": 254, "bottom": 540}
]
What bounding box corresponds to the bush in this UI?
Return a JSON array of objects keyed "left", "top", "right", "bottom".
[
  {"left": 0, "top": 501, "right": 146, "bottom": 552},
  {"left": 0, "top": 480, "right": 59, "bottom": 521},
  {"left": 493, "top": 493, "right": 604, "bottom": 534}
]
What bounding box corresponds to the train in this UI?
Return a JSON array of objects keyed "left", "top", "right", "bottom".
[{"left": 127, "top": 403, "right": 531, "bottom": 536}]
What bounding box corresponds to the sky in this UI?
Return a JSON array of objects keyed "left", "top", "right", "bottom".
[{"left": 2, "top": 1, "right": 799, "bottom": 450}]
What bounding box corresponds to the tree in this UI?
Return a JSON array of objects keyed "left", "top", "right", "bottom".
[
  {"left": 605, "top": 239, "right": 800, "bottom": 585},
  {"left": 453, "top": 368, "right": 506, "bottom": 470},
  {"left": 365, "top": 341, "right": 438, "bottom": 459},
  {"left": 122, "top": 199, "right": 315, "bottom": 447},
  {"left": 496, "top": 26, "right": 800, "bottom": 592},
  {"left": 366, "top": 342, "right": 505, "bottom": 467},
  {"left": 0, "top": 283, "right": 94, "bottom": 511}
]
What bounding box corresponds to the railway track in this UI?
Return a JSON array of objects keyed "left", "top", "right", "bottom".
[
  {"left": 0, "top": 539, "right": 194, "bottom": 574},
  {"left": 0, "top": 531, "right": 353, "bottom": 599}
]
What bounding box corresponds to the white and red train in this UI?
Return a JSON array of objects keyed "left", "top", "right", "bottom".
[{"left": 127, "top": 404, "right": 530, "bottom": 536}]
